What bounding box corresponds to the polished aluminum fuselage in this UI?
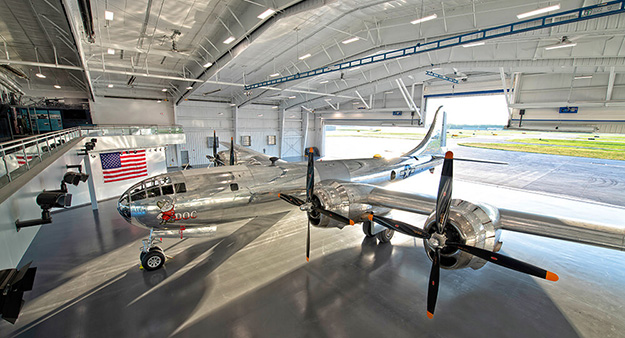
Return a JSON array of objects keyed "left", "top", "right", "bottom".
[{"left": 118, "top": 155, "right": 442, "bottom": 231}]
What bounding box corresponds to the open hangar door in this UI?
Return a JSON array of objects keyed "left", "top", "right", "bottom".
[{"left": 423, "top": 90, "right": 509, "bottom": 128}]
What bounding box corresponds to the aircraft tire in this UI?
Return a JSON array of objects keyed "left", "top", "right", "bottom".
[
  {"left": 362, "top": 220, "right": 375, "bottom": 238},
  {"left": 140, "top": 246, "right": 163, "bottom": 261},
  {"left": 142, "top": 250, "right": 165, "bottom": 271},
  {"left": 376, "top": 229, "right": 394, "bottom": 243}
]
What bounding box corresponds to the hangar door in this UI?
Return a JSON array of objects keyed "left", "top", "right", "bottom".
[{"left": 424, "top": 90, "right": 509, "bottom": 127}]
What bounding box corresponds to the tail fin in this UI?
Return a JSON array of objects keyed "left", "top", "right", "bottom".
[{"left": 402, "top": 106, "right": 446, "bottom": 157}]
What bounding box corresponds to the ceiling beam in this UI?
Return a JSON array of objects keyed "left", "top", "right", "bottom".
[{"left": 60, "top": 0, "right": 95, "bottom": 101}]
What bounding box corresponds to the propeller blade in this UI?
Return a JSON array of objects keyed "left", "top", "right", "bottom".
[
  {"left": 435, "top": 151, "right": 454, "bottom": 234},
  {"left": 368, "top": 214, "right": 430, "bottom": 239},
  {"left": 314, "top": 207, "right": 355, "bottom": 225},
  {"left": 213, "top": 130, "right": 218, "bottom": 159},
  {"left": 278, "top": 193, "right": 305, "bottom": 207},
  {"left": 427, "top": 248, "right": 440, "bottom": 319},
  {"left": 230, "top": 137, "right": 235, "bottom": 165},
  {"left": 306, "top": 147, "right": 314, "bottom": 202},
  {"left": 306, "top": 218, "right": 311, "bottom": 262},
  {"left": 447, "top": 242, "right": 559, "bottom": 281}
]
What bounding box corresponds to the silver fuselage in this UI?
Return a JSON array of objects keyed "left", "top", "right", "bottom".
[{"left": 117, "top": 155, "right": 442, "bottom": 231}]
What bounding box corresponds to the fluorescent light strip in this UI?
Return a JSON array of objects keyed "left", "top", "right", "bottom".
[
  {"left": 108, "top": 84, "right": 114, "bottom": 88},
  {"left": 257, "top": 8, "right": 275, "bottom": 19},
  {"left": 517, "top": 4, "right": 560, "bottom": 19},
  {"left": 298, "top": 53, "right": 311, "bottom": 60},
  {"left": 411, "top": 13, "right": 437, "bottom": 25},
  {"left": 203, "top": 62, "right": 213, "bottom": 67},
  {"left": 223, "top": 36, "right": 235, "bottom": 44},
  {"left": 54, "top": 85, "right": 61, "bottom": 89},
  {"left": 574, "top": 75, "right": 592, "bottom": 80},
  {"left": 270, "top": 73, "right": 280, "bottom": 77},
  {"left": 107, "top": 48, "right": 115, "bottom": 55},
  {"left": 161, "top": 88, "right": 168, "bottom": 92},
  {"left": 462, "top": 41, "right": 485, "bottom": 48},
  {"left": 320, "top": 80, "right": 329, "bottom": 84},
  {"left": 105, "top": 10, "right": 114, "bottom": 21},
  {"left": 545, "top": 42, "right": 576, "bottom": 50},
  {"left": 36, "top": 73, "right": 46, "bottom": 78},
  {"left": 342, "top": 37, "right": 360, "bottom": 44}
]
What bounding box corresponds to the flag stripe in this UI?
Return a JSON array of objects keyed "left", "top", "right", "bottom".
[{"left": 100, "top": 149, "right": 148, "bottom": 183}]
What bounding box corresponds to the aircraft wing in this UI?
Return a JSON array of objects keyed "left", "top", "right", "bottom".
[
  {"left": 220, "top": 141, "right": 287, "bottom": 166},
  {"left": 362, "top": 184, "right": 625, "bottom": 251}
]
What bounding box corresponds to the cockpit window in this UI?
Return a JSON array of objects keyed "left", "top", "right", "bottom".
[
  {"left": 131, "top": 190, "right": 146, "bottom": 201},
  {"left": 147, "top": 186, "right": 161, "bottom": 198},
  {"left": 160, "top": 177, "right": 172, "bottom": 185},
  {"left": 162, "top": 185, "right": 174, "bottom": 195},
  {"left": 174, "top": 183, "right": 186, "bottom": 193}
]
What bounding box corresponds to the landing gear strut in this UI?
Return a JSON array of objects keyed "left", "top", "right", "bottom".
[
  {"left": 362, "top": 219, "right": 395, "bottom": 243},
  {"left": 140, "top": 229, "right": 166, "bottom": 271}
]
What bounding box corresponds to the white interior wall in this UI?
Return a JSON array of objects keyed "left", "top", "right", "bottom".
[
  {"left": 90, "top": 97, "right": 175, "bottom": 125},
  {"left": 175, "top": 101, "right": 302, "bottom": 165}
]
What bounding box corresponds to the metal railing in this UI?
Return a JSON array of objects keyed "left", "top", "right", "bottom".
[
  {"left": 0, "top": 124, "right": 184, "bottom": 188},
  {"left": 0, "top": 127, "right": 81, "bottom": 186}
]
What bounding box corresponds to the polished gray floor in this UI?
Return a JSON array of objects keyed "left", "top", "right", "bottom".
[{"left": 2, "top": 149, "right": 625, "bottom": 338}]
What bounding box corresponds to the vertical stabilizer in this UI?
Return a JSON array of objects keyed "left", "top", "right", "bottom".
[{"left": 402, "top": 106, "right": 446, "bottom": 157}]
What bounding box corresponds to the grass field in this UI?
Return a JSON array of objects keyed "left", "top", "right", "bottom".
[
  {"left": 460, "top": 142, "right": 625, "bottom": 160},
  {"left": 507, "top": 138, "right": 625, "bottom": 150}
]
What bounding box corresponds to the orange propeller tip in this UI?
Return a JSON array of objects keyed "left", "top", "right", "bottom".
[
  {"left": 367, "top": 214, "right": 373, "bottom": 221},
  {"left": 306, "top": 257, "right": 309, "bottom": 262},
  {"left": 427, "top": 311, "right": 434, "bottom": 319},
  {"left": 309, "top": 147, "right": 314, "bottom": 153},
  {"left": 349, "top": 220, "right": 355, "bottom": 225},
  {"left": 546, "top": 271, "right": 559, "bottom": 282},
  {"left": 277, "top": 193, "right": 281, "bottom": 197},
  {"left": 445, "top": 151, "right": 453, "bottom": 159}
]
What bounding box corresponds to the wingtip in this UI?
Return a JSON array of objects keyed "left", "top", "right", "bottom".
[
  {"left": 445, "top": 151, "right": 453, "bottom": 159},
  {"left": 427, "top": 311, "right": 434, "bottom": 319},
  {"left": 546, "top": 271, "right": 559, "bottom": 282}
]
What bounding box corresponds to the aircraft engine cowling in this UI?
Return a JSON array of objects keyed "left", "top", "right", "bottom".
[
  {"left": 309, "top": 181, "right": 389, "bottom": 229},
  {"left": 423, "top": 199, "right": 502, "bottom": 270}
]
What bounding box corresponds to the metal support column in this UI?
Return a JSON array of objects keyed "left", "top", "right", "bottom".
[{"left": 83, "top": 154, "right": 98, "bottom": 210}]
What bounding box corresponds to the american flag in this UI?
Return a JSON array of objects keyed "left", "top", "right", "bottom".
[
  {"left": 16, "top": 154, "right": 33, "bottom": 165},
  {"left": 100, "top": 149, "right": 148, "bottom": 183}
]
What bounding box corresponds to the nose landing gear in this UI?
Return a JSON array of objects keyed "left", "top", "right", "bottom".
[{"left": 140, "top": 229, "right": 167, "bottom": 271}]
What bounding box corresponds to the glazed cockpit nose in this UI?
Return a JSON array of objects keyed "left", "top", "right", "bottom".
[{"left": 117, "top": 192, "right": 131, "bottom": 221}]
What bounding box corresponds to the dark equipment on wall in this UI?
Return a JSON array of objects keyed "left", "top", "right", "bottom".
[
  {"left": 15, "top": 171, "right": 89, "bottom": 231},
  {"left": 0, "top": 261, "right": 37, "bottom": 324}
]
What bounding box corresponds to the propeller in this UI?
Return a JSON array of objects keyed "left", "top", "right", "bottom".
[
  {"left": 361, "top": 151, "right": 559, "bottom": 319},
  {"left": 207, "top": 131, "right": 225, "bottom": 166},
  {"left": 423, "top": 151, "right": 558, "bottom": 319},
  {"left": 230, "top": 137, "right": 235, "bottom": 165},
  {"left": 278, "top": 147, "right": 355, "bottom": 262}
]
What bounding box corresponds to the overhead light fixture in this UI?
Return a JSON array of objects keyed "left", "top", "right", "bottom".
[
  {"left": 270, "top": 73, "right": 280, "bottom": 77},
  {"left": 203, "top": 62, "right": 213, "bottom": 68},
  {"left": 257, "top": 8, "right": 275, "bottom": 19},
  {"left": 342, "top": 37, "right": 360, "bottom": 44},
  {"left": 35, "top": 73, "right": 46, "bottom": 78},
  {"left": 186, "top": 86, "right": 193, "bottom": 90},
  {"left": 218, "top": 112, "right": 224, "bottom": 115},
  {"left": 463, "top": 41, "right": 485, "bottom": 48},
  {"left": 384, "top": 91, "right": 393, "bottom": 94},
  {"left": 258, "top": 114, "right": 264, "bottom": 117},
  {"left": 161, "top": 88, "right": 168, "bottom": 92},
  {"left": 288, "top": 96, "right": 296, "bottom": 99},
  {"left": 107, "top": 48, "right": 115, "bottom": 55},
  {"left": 299, "top": 53, "right": 311, "bottom": 60},
  {"left": 272, "top": 106, "right": 278, "bottom": 109},
  {"left": 108, "top": 84, "right": 114, "bottom": 88},
  {"left": 411, "top": 13, "right": 437, "bottom": 25},
  {"left": 517, "top": 4, "right": 560, "bottom": 19},
  {"left": 574, "top": 75, "right": 592, "bottom": 80},
  {"left": 54, "top": 84, "right": 61, "bottom": 89},
  {"left": 545, "top": 37, "right": 576, "bottom": 50},
  {"left": 105, "top": 10, "right": 114, "bottom": 21},
  {"left": 229, "top": 103, "right": 236, "bottom": 106},
  {"left": 320, "top": 80, "right": 329, "bottom": 84},
  {"left": 157, "top": 100, "right": 162, "bottom": 103},
  {"left": 223, "top": 36, "right": 235, "bottom": 44}
]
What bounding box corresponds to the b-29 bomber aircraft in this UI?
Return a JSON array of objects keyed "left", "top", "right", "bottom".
[{"left": 116, "top": 107, "right": 623, "bottom": 318}]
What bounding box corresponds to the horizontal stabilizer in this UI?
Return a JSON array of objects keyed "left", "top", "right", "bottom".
[{"left": 432, "top": 156, "right": 508, "bottom": 165}]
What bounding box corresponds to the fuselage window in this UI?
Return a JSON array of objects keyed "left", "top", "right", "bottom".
[
  {"left": 160, "top": 177, "right": 171, "bottom": 185},
  {"left": 144, "top": 179, "right": 156, "bottom": 188},
  {"left": 175, "top": 183, "right": 187, "bottom": 193},
  {"left": 131, "top": 190, "right": 147, "bottom": 201},
  {"left": 230, "top": 183, "right": 239, "bottom": 191},
  {"left": 162, "top": 185, "right": 174, "bottom": 195},
  {"left": 147, "top": 187, "right": 161, "bottom": 198}
]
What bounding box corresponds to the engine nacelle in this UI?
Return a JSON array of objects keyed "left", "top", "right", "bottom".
[
  {"left": 309, "top": 180, "right": 389, "bottom": 229},
  {"left": 423, "top": 199, "right": 502, "bottom": 270}
]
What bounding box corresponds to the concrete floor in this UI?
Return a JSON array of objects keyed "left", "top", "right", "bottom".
[{"left": 2, "top": 148, "right": 625, "bottom": 338}]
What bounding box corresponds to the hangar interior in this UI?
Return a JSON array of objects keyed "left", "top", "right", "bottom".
[{"left": 0, "top": 0, "right": 625, "bottom": 336}]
